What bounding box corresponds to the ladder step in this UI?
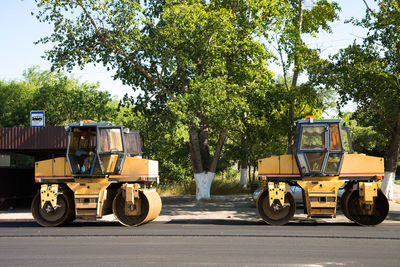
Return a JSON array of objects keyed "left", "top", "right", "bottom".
[
  {"left": 76, "top": 203, "right": 97, "bottom": 209},
  {"left": 76, "top": 209, "right": 97, "bottom": 216},
  {"left": 309, "top": 208, "right": 335, "bottom": 217},
  {"left": 75, "top": 194, "right": 99, "bottom": 198},
  {"left": 309, "top": 202, "right": 337, "bottom": 208}
]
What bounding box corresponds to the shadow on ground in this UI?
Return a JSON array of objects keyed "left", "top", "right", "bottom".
[{"left": 160, "top": 195, "right": 258, "bottom": 221}]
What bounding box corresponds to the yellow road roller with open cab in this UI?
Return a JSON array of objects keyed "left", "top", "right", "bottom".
[{"left": 31, "top": 121, "right": 162, "bottom": 226}]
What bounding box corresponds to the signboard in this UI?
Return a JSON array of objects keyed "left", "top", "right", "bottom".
[{"left": 30, "top": 111, "right": 45, "bottom": 127}]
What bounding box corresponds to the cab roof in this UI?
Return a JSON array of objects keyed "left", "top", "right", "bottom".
[
  {"left": 65, "top": 122, "right": 115, "bottom": 132},
  {"left": 295, "top": 118, "right": 342, "bottom": 125}
]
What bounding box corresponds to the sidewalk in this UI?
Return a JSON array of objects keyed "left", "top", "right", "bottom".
[{"left": 1, "top": 185, "right": 400, "bottom": 224}]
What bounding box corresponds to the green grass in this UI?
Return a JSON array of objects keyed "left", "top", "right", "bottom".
[
  {"left": 157, "top": 169, "right": 250, "bottom": 196},
  {"left": 395, "top": 180, "right": 400, "bottom": 185}
]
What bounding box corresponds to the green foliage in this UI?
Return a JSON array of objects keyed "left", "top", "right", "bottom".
[
  {"left": 0, "top": 66, "right": 117, "bottom": 127},
  {"left": 340, "top": 112, "right": 386, "bottom": 157},
  {"left": 314, "top": 0, "right": 400, "bottom": 171},
  {"left": 116, "top": 102, "right": 192, "bottom": 184},
  {"left": 0, "top": 78, "right": 35, "bottom": 127}
]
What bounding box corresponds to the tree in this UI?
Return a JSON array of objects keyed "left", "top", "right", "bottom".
[
  {"left": 0, "top": 80, "right": 34, "bottom": 127},
  {"left": 32, "top": 0, "right": 281, "bottom": 199},
  {"left": 0, "top": 67, "right": 117, "bottom": 127},
  {"left": 340, "top": 112, "right": 387, "bottom": 158},
  {"left": 117, "top": 99, "right": 193, "bottom": 186},
  {"left": 268, "top": 0, "right": 340, "bottom": 153},
  {"left": 316, "top": 0, "right": 400, "bottom": 200}
]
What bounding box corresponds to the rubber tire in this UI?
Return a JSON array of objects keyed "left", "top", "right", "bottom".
[
  {"left": 257, "top": 189, "right": 296, "bottom": 226},
  {"left": 112, "top": 190, "right": 149, "bottom": 226},
  {"left": 347, "top": 189, "right": 389, "bottom": 226},
  {"left": 31, "top": 189, "right": 75, "bottom": 227}
]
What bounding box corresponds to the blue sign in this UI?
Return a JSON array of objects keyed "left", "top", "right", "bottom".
[{"left": 30, "top": 111, "right": 45, "bottom": 127}]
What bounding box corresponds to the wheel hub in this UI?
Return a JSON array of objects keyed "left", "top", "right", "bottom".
[
  {"left": 272, "top": 203, "right": 282, "bottom": 211},
  {"left": 44, "top": 203, "right": 54, "bottom": 213}
]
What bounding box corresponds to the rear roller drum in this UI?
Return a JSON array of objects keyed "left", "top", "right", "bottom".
[
  {"left": 340, "top": 188, "right": 353, "bottom": 222},
  {"left": 347, "top": 189, "right": 389, "bottom": 226},
  {"left": 31, "top": 189, "right": 75, "bottom": 227},
  {"left": 112, "top": 189, "right": 162, "bottom": 226},
  {"left": 257, "top": 190, "right": 296, "bottom": 226}
]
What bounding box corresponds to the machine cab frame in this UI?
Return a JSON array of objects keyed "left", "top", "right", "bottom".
[
  {"left": 66, "top": 122, "right": 126, "bottom": 177},
  {"left": 295, "top": 118, "right": 352, "bottom": 177}
]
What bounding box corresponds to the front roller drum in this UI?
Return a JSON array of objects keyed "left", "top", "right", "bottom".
[
  {"left": 257, "top": 189, "right": 296, "bottom": 226},
  {"left": 112, "top": 189, "right": 162, "bottom": 226},
  {"left": 31, "top": 188, "right": 75, "bottom": 227},
  {"left": 346, "top": 189, "right": 389, "bottom": 226}
]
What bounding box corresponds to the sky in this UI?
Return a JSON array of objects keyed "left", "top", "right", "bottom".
[{"left": 0, "top": 0, "right": 374, "bottom": 101}]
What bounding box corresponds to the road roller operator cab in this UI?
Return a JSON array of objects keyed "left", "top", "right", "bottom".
[
  {"left": 257, "top": 117, "right": 389, "bottom": 226},
  {"left": 32, "top": 121, "right": 162, "bottom": 227},
  {"left": 294, "top": 118, "right": 352, "bottom": 177},
  {"left": 66, "top": 122, "right": 141, "bottom": 177}
]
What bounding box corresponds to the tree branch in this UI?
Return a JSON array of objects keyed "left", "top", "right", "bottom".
[
  {"left": 189, "top": 126, "right": 204, "bottom": 174},
  {"left": 209, "top": 130, "right": 227, "bottom": 173},
  {"left": 273, "top": 33, "right": 290, "bottom": 92},
  {"left": 362, "top": 0, "right": 374, "bottom": 14},
  {"left": 369, "top": 102, "right": 395, "bottom": 134},
  {"left": 73, "top": 0, "right": 173, "bottom": 98}
]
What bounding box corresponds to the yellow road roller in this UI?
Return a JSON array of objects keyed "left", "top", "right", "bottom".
[
  {"left": 31, "top": 121, "right": 162, "bottom": 226},
  {"left": 257, "top": 117, "right": 389, "bottom": 226}
]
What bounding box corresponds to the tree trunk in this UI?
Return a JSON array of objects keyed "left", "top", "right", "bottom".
[
  {"left": 252, "top": 165, "right": 256, "bottom": 183},
  {"left": 240, "top": 165, "right": 248, "bottom": 188},
  {"left": 287, "top": 0, "right": 303, "bottom": 154},
  {"left": 209, "top": 131, "right": 227, "bottom": 173},
  {"left": 287, "top": 101, "right": 295, "bottom": 154},
  {"left": 194, "top": 172, "right": 215, "bottom": 200},
  {"left": 188, "top": 126, "right": 204, "bottom": 174},
  {"left": 239, "top": 128, "right": 248, "bottom": 188},
  {"left": 382, "top": 116, "right": 400, "bottom": 200},
  {"left": 189, "top": 126, "right": 227, "bottom": 200},
  {"left": 199, "top": 120, "right": 211, "bottom": 171}
]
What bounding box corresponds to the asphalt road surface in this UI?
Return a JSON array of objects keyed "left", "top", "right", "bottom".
[{"left": 1, "top": 219, "right": 400, "bottom": 267}]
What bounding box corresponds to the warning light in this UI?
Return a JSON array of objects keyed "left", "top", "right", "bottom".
[{"left": 304, "top": 115, "right": 316, "bottom": 120}]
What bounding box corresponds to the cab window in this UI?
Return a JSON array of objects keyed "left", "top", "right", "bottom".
[
  {"left": 300, "top": 126, "right": 325, "bottom": 150},
  {"left": 98, "top": 128, "right": 123, "bottom": 153},
  {"left": 330, "top": 123, "right": 342, "bottom": 151}
]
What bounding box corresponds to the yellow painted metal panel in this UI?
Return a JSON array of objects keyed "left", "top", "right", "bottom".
[
  {"left": 279, "top": 154, "right": 298, "bottom": 175},
  {"left": 258, "top": 156, "right": 279, "bottom": 176},
  {"left": 359, "top": 182, "right": 378, "bottom": 204},
  {"left": 340, "top": 154, "right": 384, "bottom": 177},
  {"left": 35, "top": 159, "right": 52, "bottom": 177},
  {"left": 52, "top": 157, "right": 66, "bottom": 176},
  {"left": 109, "top": 156, "right": 159, "bottom": 180},
  {"left": 35, "top": 157, "right": 71, "bottom": 178},
  {"left": 67, "top": 182, "right": 110, "bottom": 195},
  {"left": 258, "top": 155, "right": 300, "bottom": 177}
]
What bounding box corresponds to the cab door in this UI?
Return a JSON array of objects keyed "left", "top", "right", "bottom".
[
  {"left": 295, "top": 124, "right": 329, "bottom": 176},
  {"left": 325, "top": 123, "right": 345, "bottom": 176},
  {"left": 96, "top": 126, "right": 126, "bottom": 175}
]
